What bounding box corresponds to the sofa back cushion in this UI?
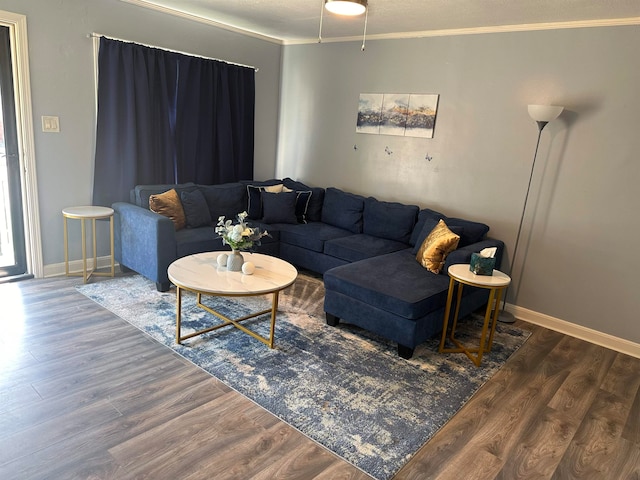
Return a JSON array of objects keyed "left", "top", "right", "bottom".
[
  {"left": 409, "top": 208, "right": 446, "bottom": 247},
  {"left": 131, "top": 183, "right": 197, "bottom": 209},
  {"left": 410, "top": 208, "right": 489, "bottom": 249},
  {"left": 362, "top": 197, "right": 418, "bottom": 244},
  {"left": 321, "top": 188, "right": 365, "bottom": 234},
  {"left": 198, "top": 183, "right": 247, "bottom": 222},
  {"left": 444, "top": 216, "right": 490, "bottom": 247}
]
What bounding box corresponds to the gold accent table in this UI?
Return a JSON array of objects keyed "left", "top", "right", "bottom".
[
  {"left": 168, "top": 252, "right": 298, "bottom": 348},
  {"left": 62, "top": 206, "right": 115, "bottom": 283},
  {"left": 439, "top": 263, "right": 511, "bottom": 366}
]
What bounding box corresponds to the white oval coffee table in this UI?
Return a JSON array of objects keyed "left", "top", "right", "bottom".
[{"left": 168, "top": 252, "right": 298, "bottom": 348}]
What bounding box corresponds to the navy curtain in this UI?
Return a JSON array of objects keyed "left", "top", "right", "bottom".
[{"left": 93, "top": 37, "right": 255, "bottom": 207}]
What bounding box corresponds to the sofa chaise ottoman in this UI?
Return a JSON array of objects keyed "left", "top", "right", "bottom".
[{"left": 323, "top": 207, "right": 505, "bottom": 359}]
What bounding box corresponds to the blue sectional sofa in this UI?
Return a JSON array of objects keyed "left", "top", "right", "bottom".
[{"left": 112, "top": 178, "right": 504, "bottom": 358}]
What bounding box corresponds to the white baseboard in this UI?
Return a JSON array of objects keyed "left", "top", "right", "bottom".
[
  {"left": 506, "top": 304, "right": 640, "bottom": 359},
  {"left": 44, "top": 255, "right": 118, "bottom": 278}
]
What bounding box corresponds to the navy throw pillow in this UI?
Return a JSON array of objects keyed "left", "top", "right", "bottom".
[
  {"left": 180, "top": 189, "right": 212, "bottom": 228},
  {"left": 292, "top": 190, "right": 312, "bottom": 223},
  {"left": 261, "top": 191, "right": 298, "bottom": 224},
  {"left": 283, "top": 177, "right": 325, "bottom": 222},
  {"left": 246, "top": 185, "right": 263, "bottom": 219}
]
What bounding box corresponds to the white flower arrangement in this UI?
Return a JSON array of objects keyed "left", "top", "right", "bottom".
[{"left": 215, "top": 211, "right": 270, "bottom": 252}]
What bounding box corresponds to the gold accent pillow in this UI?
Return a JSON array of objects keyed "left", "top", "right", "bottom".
[
  {"left": 149, "top": 188, "right": 186, "bottom": 230},
  {"left": 416, "top": 219, "right": 460, "bottom": 274}
]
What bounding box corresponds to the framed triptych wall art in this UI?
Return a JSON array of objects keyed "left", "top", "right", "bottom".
[{"left": 357, "top": 93, "right": 439, "bottom": 138}]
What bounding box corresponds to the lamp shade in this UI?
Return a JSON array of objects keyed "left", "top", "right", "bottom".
[
  {"left": 325, "top": 0, "right": 367, "bottom": 16},
  {"left": 528, "top": 105, "right": 563, "bottom": 122}
]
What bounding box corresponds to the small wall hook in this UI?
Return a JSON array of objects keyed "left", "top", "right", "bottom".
[
  {"left": 353, "top": 144, "right": 358, "bottom": 150},
  {"left": 425, "top": 153, "right": 433, "bottom": 162},
  {"left": 385, "top": 146, "right": 393, "bottom": 155}
]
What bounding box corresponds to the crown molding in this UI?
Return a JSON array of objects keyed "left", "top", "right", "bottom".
[
  {"left": 119, "top": 2, "right": 640, "bottom": 45},
  {"left": 287, "top": 16, "right": 640, "bottom": 45},
  {"left": 120, "top": 0, "right": 284, "bottom": 44}
]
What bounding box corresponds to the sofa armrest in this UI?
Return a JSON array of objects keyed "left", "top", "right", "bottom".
[
  {"left": 112, "top": 202, "right": 178, "bottom": 288},
  {"left": 444, "top": 237, "right": 506, "bottom": 273}
]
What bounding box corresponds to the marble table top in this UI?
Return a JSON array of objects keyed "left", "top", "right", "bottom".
[{"left": 168, "top": 251, "right": 298, "bottom": 295}]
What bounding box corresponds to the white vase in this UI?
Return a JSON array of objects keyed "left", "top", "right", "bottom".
[{"left": 226, "top": 250, "right": 244, "bottom": 272}]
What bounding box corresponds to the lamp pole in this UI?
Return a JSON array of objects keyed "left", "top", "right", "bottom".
[{"left": 499, "top": 105, "right": 563, "bottom": 323}]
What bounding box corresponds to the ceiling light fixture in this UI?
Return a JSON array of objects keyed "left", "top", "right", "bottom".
[
  {"left": 325, "top": 0, "right": 367, "bottom": 16},
  {"left": 318, "top": 0, "right": 369, "bottom": 51}
]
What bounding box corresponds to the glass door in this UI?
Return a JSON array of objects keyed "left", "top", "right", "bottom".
[{"left": 0, "top": 25, "right": 27, "bottom": 278}]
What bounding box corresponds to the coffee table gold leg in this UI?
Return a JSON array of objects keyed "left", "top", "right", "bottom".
[
  {"left": 268, "top": 291, "right": 280, "bottom": 349},
  {"left": 176, "top": 286, "right": 183, "bottom": 344}
]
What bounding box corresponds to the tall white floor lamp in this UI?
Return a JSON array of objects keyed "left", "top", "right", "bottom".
[{"left": 499, "top": 104, "right": 564, "bottom": 323}]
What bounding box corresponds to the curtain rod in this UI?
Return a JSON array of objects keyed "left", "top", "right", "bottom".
[{"left": 88, "top": 32, "right": 258, "bottom": 72}]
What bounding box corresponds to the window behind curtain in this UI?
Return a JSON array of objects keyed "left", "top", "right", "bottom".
[{"left": 92, "top": 37, "right": 255, "bottom": 207}]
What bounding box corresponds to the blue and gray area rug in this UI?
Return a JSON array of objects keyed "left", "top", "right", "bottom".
[{"left": 77, "top": 273, "right": 530, "bottom": 480}]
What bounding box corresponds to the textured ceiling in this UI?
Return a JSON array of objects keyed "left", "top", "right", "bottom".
[{"left": 123, "top": 0, "right": 640, "bottom": 43}]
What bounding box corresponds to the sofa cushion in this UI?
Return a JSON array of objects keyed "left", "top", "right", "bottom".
[
  {"left": 180, "top": 189, "right": 212, "bottom": 228},
  {"left": 323, "top": 249, "right": 451, "bottom": 319},
  {"left": 415, "top": 219, "right": 460, "bottom": 274},
  {"left": 148, "top": 189, "right": 186, "bottom": 230},
  {"left": 445, "top": 217, "right": 490, "bottom": 247},
  {"left": 277, "top": 222, "right": 352, "bottom": 253},
  {"left": 239, "top": 178, "right": 282, "bottom": 187},
  {"left": 198, "top": 183, "right": 247, "bottom": 222},
  {"left": 261, "top": 191, "right": 298, "bottom": 224},
  {"left": 409, "top": 208, "right": 446, "bottom": 247},
  {"left": 324, "top": 234, "right": 410, "bottom": 263},
  {"left": 321, "top": 187, "right": 365, "bottom": 233},
  {"left": 132, "top": 183, "right": 197, "bottom": 209},
  {"left": 283, "top": 178, "right": 325, "bottom": 222},
  {"left": 363, "top": 197, "right": 418, "bottom": 244},
  {"left": 409, "top": 208, "right": 489, "bottom": 249}
]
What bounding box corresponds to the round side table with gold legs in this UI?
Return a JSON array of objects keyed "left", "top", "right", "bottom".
[
  {"left": 439, "top": 263, "right": 511, "bottom": 367},
  {"left": 63, "top": 206, "right": 115, "bottom": 283}
]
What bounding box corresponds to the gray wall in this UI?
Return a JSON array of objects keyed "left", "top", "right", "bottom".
[
  {"left": 278, "top": 26, "right": 640, "bottom": 343},
  {"left": 0, "top": 0, "right": 281, "bottom": 267}
]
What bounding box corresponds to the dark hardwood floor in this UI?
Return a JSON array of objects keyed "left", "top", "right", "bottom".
[{"left": 0, "top": 274, "right": 638, "bottom": 479}]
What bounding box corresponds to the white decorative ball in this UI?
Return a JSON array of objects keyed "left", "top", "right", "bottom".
[
  {"left": 242, "top": 261, "right": 255, "bottom": 275},
  {"left": 217, "top": 253, "right": 228, "bottom": 267}
]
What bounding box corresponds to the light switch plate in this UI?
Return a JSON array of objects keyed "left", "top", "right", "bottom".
[{"left": 42, "top": 115, "right": 60, "bottom": 132}]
